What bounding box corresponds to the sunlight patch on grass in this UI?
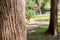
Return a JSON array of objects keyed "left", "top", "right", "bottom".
[{"left": 32, "top": 14, "right": 60, "bottom": 22}]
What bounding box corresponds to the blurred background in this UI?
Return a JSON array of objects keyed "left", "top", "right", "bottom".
[
  {"left": 26, "top": 0, "right": 60, "bottom": 40},
  {"left": 25, "top": 0, "right": 60, "bottom": 24}
]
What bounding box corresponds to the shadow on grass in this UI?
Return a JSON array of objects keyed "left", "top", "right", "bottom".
[
  {"left": 27, "top": 27, "right": 48, "bottom": 40},
  {"left": 27, "top": 23, "right": 60, "bottom": 40}
]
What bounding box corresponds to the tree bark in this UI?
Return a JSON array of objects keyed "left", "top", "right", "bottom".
[
  {"left": 45, "top": 0, "right": 59, "bottom": 36},
  {"left": 0, "top": 0, "right": 26, "bottom": 40}
]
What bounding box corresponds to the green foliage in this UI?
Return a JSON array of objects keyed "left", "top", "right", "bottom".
[
  {"left": 42, "top": 0, "right": 50, "bottom": 10},
  {"left": 26, "top": 10, "right": 34, "bottom": 20},
  {"left": 44, "top": 0, "right": 50, "bottom": 10},
  {"left": 26, "top": 0, "right": 37, "bottom": 9},
  {"left": 26, "top": 0, "right": 42, "bottom": 10},
  {"left": 26, "top": 0, "right": 50, "bottom": 14}
]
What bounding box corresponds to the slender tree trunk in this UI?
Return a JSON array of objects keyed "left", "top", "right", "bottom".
[
  {"left": 0, "top": 0, "right": 26, "bottom": 40},
  {"left": 45, "top": 0, "right": 59, "bottom": 36},
  {"left": 38, "top": 0, "right": 43, "bottom": 14}
]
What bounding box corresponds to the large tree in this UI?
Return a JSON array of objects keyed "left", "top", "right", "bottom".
[
  {"left": 45, "top": 0, "right": 59, "bottom": 36},
  {"left": 0, "top": 0, "right": 26, "bottom": 40}
]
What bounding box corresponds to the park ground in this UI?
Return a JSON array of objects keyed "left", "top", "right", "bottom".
[{"left": 27, "top": 13, "right": 60, "bottom": 40}]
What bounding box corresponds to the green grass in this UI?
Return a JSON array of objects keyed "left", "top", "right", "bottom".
[
  {"left": 32, "top": 13, "right": 60, "bottom": 22},
  {"left": 27, "top": 23, "right": 60, "bottom": 40},
  {"left": 27, "top": 13, "right": 60, "bottom": 40}
]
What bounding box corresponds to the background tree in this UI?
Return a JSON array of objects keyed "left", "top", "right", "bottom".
[
  {"left": 45, "top": 0, "right": 59, "bottom": 36},
  {"left": 0, "top": 0, "right": 26, "bottom": 40},
  {"left": 26, "top": 0, "right": 50, "bottom": 14}
]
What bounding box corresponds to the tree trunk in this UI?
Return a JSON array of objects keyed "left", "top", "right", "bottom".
[
  {"left": 45, "top": 0, "right": 59, "bottom": 36},
  {"left": 38, "top": 0, "right": 43, "bottom": 14},
  {"left": 0, "top": 0, "right": 26, "bottom": 40}
]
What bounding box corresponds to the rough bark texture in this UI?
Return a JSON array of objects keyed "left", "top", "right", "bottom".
[
  {"left": 0, "top": 0, "right": 26, "bottom": 40},
  {"left": 45, "top": 0, "right": 58, "bottom": 36}
]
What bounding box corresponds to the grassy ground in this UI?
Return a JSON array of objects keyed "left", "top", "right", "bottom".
[
  {"left": 27, "top": 23, "right": 60, "bottom": 40},
  {"left": 26, "top": 13, "right": 60, "bottom": 24},
  {"left": 32, "top": 13, "right": 60, "bottom": 22},
  {"left": 27, "top": 13, "right": 60, "bottom": 40}
]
